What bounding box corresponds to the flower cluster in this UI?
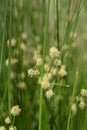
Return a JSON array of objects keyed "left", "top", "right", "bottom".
[
  {"left": 76, "top": 88, "right": 87, "bottom": 109},
  {"left": 7, "top": 38, "right": 16, "bottom": 47},
  {"left": 28, "top": 68, "right": 40, "bottom": 77},
  {"left": 45, "top": 89, "right": 54, "bottom": 99},
  {"left": 9, "top": 126, "right": 17, "bottom": 130},
  {"left": 11, "top": 105, "right": 21, "bottom": 116},
  {"left": 49, "top": 47, "right": 60, "bottom": 58},
  {"left": 0, "top": 105, "right": 21, "bottom": 130},
  {"left": 0, "top": 126, "right": 6, "bottom": 130},
  {"left": 28, "top": 46, "right": 68, "bottom": 100},
  {"left": 58, "top": 65, "right": 67, "bottom": 77}
]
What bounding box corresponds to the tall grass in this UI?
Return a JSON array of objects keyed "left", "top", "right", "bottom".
[
  {"left": 38, "top": 0, "right": 50, "bottom": 129},
  {"left": 0, "top": 0, "right": 87, "bottom": 130}
]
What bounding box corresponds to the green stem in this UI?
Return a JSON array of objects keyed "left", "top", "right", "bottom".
[
  {"left": 66, "top": 72, "right": 78, "bottom": 130},
  {"left": 60, "top": 0, "right": 72, "bottom": 48},
  {"left": 67, "top": 0, "right": 72, "bottom": 19},
  {"left": 8, "top": 0, "right": 13, "bottom": 116},
  {"left": 56, "top": 0, "right": 60, "bottom": 50},
  {"left": 0, "top": 0, "right": 8, "bottom": 75},
  {"left": 38, "top": 1, "right": 50, "bottom": 130}
]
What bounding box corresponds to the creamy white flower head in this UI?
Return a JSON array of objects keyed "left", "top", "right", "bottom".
[
  {"left": 43, "top": 73, "right": 52, "bottom": 81},
  {"left": 0, "top": 126, "right": 6, "bottom": 130},
  {"left": 5, "top": 58, "right": 18, "bottom": 66},
  {"left": 54, "top": 59, "right": 61, "bottom": 66},
  {"left": 11, "top": 105, "right": 21, "bottom": 116},
  {"left": 7, "top": 38, "right": 16, "bottom": 47},
  {"left": 18, "top": 82, "right": 26, "bottom": 89},
  {"left": 28, "top": 69, "right": 34, "bottom": 77},
  {"left": 21, "top": 33, "right": 27, "bottom": 40},
  {"left": 5, "top": 116, "right": 11, "bottom": 124},
  {"left": 79, "top": 100, "right": 85, "bottom": 109},
  {"left": 40, "top": 79, "right": 50, "bottom": 90},
  {"left": 80, "top": 89, "right": 87, "bottom": 97},
  {"left": 28, "top": 69, "right": 40, "bottom": 77},
  {"left": 49, "top": 47, "right": 60, "bottom": 58},
  {"left": 45, "top": 89, "right": 54, "bottom": 99},
  {"left": 58, "top": 65, "right": 67, "bottom": 77},
  {"left": 34, "top": 70, "right": 40, "bottom": 76},
  {"left": 61, "top": 65, "right": 66, "bottom": 69},
  {"left": 10, "top": 126, "right": 17, "bottom": 130},
  {"left": 71, "top": 103, "right": 77, "bottom": 115},
  {"left": 36, "top": 57, "right": 42, "bottom": 66},
  {"left": 19, "top": 42, "right": 27, "bottom": 52}
]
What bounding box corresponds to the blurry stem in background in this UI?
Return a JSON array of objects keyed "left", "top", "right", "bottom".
[
  {"left": 67, "top": 0, "right": 72, "bottom": 20},
  {"left": 42, "top": 0, "right": 46, "bottom": 39},
  {"left": 0, "top": 0, "right": 8, "bottom": 75},
  {"left": 66, "top": 72, "right": 78, "bottom": 130},
  {"left": 56, "top": 0, "right": 60, "bottom": 50},
  {"left": 61, "top": 0, "right": 83, "bottom": 48},
  {"left": 21, "top": 0, "right": 26, "bottom": 31},
  {"left": 8, "top": 0, "right": 13, "bottom": 116},
  {"left": 38, "top": 0, "right": 50, "bottom": 130},
  {"left": 60, "top": 0, "right": 72, "bottom": 48},
  {"left": 69, "top": 0, "right": 84, "bottom": 41}
]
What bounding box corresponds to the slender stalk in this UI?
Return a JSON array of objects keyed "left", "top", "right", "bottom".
[
  {"left": 60, "top": 0, "right": 72, "bottom": 48},
  {"left": 8, "top": 0, "right": 13, "bottom": 115},
  {"left": 21, "top": 0, "right": 25, "bottom": 31},
  {"left": 42, "top": 0, "right": 50, "bottom": 70},
  {"left": 42, "top": 0, "right": 46, "bottom": 40},
  {"left": 67, "top": 0, "right": 72, "bottom": 19},
  {"left": 56, "top": 0, "right": 60, "bottom": 50},
  {"left": 0, "top": 0, "right": 8, "bottom": 75},
  {"left": 66, "top": 72, "right": 78, "bottom": 130},
  {"left": 38, "top": 0, "right": 50, "bottom": 130}
]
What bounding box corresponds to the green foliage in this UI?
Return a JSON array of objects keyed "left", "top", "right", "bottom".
[{"left": 0, "top": 0, "right": 87, "bottom": 130}]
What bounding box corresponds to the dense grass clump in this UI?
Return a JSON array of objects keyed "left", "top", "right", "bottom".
[{"left": 0, "top": 0, "right": 87, "bottom": 130}]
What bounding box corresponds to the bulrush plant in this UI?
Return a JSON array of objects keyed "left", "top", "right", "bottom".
[
  {"left": 0, "top": 0, "right": 87, "bottom": 130},
  {"left": 28, "top": 45, "right": 69, "bottom": 129},
  {"left": 28, "top": 45, "right": 67, "bottom": 98}
]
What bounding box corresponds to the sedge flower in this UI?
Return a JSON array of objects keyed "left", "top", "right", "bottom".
[
  {"left": 0, "top": 126, "right": 6, "bottom": 130},
  {"left": 5, "top": 116, "right": 11, "bottom": 124},
  {"left": 49, "top": 47, "right": 60, "bottom": 58},
  {"left": 11, "top": 105, "right": 21, "bottom": 116},
  {"left": 45, "top": 89, "right": 54, "bottom": 99},
  {"left": 9, "top": 126, "right": 17, "bottom": 130},
  {"left": 40, "top": 79, "right": 50, "bottom": 90}
]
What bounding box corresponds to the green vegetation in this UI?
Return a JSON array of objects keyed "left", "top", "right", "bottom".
[{"left": 0, "top": 0, "right": 87, "bottom": 130}]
